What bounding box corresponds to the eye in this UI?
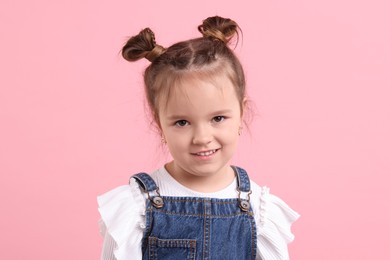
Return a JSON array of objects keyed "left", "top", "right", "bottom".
[
  {"left": 212, "top": 116, "right": 225, "bottom": 123},
  {"left": 175, "top": 120, "right": 189, "bottom": 127}
]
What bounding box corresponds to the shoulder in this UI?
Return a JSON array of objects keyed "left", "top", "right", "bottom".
[
  {"left": 98, "top": 182, "right": 141, "bottom": 204},
  {"left": 250, "top": 180, "right": 300, "bottom": 260},
  {"left": 97, "top": 179, "right": 146, "bottom": 259}
]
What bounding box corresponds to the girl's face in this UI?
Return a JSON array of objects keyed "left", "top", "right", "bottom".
[{"left": 158, "top": 74, "right": 243, "bottom": 189}]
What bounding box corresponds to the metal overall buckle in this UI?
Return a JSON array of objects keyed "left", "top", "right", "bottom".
[
  {"left": 237, "top": 188, "right": 252, "bottom": 212},
  {"left": 146, "top": 187, "right": 164, "bottom": 209}
]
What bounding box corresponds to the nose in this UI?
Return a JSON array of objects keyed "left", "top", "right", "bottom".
[{"left": 192, "top": 125, "right": 212, "bottom": 145}]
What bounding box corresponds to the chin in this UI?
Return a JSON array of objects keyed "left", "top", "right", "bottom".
[{"left": 188, "top": 164, "right": 229, "bottom": 177}]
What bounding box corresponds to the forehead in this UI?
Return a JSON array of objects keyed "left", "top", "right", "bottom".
[{"left": 163, "top": 73, "right": 240, "bottom": 114}]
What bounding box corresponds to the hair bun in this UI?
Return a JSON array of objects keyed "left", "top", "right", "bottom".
[
  {"left": 122, "top": 28, "right": 166, "bottom": 62},
  {"left": 198, "top": 16, "right": 240, "bottom": 44}
]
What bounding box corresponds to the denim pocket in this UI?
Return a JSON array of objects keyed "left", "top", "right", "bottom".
[{"left": 148, "top": 237, "right": 196, "bottom": 260}]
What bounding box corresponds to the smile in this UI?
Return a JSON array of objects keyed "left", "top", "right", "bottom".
[{"left": 192, "top": 149, "right": 219, "bottom": 156}]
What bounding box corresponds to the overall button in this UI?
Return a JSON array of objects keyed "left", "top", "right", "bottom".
[
  {"left": 239, "top": 200, "right": 250, "bottom": 212},
  {"left": 152, "top": 196, "right": 164, "bottom": 208}
]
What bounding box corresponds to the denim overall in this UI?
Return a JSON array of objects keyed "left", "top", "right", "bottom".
[{"left": 132, "top": 166, "right": 257, "bottom": 260}]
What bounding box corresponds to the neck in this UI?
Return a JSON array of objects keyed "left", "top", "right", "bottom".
[{"left": 165, "top": 161, "right": 236, "bottom": 193}]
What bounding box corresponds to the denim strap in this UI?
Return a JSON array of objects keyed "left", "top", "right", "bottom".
[
  {"left": 132, "top": 172, "right": 158, "bottom": 192},
  {"left": 233, "top": 166, "right": 251, "bottom": 192},
  {"left": 132, "top": 168, "right": 251, "bottom": 193}
]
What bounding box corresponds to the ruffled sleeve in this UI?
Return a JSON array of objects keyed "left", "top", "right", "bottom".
[
  {"left": 254, "top": 186, "right": 300, "bottom": 260},
  {"left": 97, "top": 179, "right": 146, "bottom": 260}
]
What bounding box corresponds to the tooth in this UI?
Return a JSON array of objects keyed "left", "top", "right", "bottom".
[{"left": 197, "top": 150, "right": 216, "bottom": 156}]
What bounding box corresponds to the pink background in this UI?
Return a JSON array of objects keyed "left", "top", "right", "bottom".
[{"left": 1, "top": 0, "right": 389, "bottom": 259}]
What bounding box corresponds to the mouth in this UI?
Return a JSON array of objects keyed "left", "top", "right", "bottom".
[{"left": 192, "top": 149, "right": 220, "bottom": 157}]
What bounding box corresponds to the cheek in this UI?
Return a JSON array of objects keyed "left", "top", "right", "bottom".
[
  {"left": 166, "top": 129, "right": 188, "bottom": 140},
  {"left": 165, "top": 130, "right": 190, "bottom": 149},
  {"left": 221, "top": 120, "right": 241, "bottom": 137},
  {"left": 218, "top": 128, "right": 239, "bottom": 143}
]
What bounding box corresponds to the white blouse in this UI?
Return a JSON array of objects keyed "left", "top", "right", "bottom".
[{"left": 98, "top": 167, "right": 299, "bottom": 260}]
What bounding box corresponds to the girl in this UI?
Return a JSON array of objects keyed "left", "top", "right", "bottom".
[{"left": 98, "top": 16, "right": 299, "bottom": 260}]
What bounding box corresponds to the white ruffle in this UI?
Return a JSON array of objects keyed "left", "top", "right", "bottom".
[
  {"left": 255, "top": 186, "right": 300, "bottom": 260},
  {"left": 97, "top": 179, "right": 145, "bottom": 260},
  {"left": 97, "top": 175, "right": 299, "bottom": 260}
]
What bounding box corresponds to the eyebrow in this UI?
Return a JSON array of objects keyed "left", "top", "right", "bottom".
[
  {"left": 166, "top": 109, "right": 233, "bottom": 120},
  {"left": 166, "top": 115, "right": 188, "bottom": 121},
  {"left": 210, "top": 109, "right": 233, "bottom": 116}
]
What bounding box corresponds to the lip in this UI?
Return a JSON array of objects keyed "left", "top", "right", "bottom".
[{"left": 191, "top": 148, "right": 220, "bottom": 159}]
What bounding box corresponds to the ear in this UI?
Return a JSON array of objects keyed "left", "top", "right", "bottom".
[
  {"left": 240, "top": 96, "right": 248, "bottom": 118},
  {"left": 157, "top": 124, "right": 167, "bottom": 145},
  {"left": 154, "top": 112, "right": 162, "bottom": 130}
]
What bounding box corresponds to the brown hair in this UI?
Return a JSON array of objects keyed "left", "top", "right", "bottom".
[{"left": 122, "top": 16, "right": 246, "bottom": 128}]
